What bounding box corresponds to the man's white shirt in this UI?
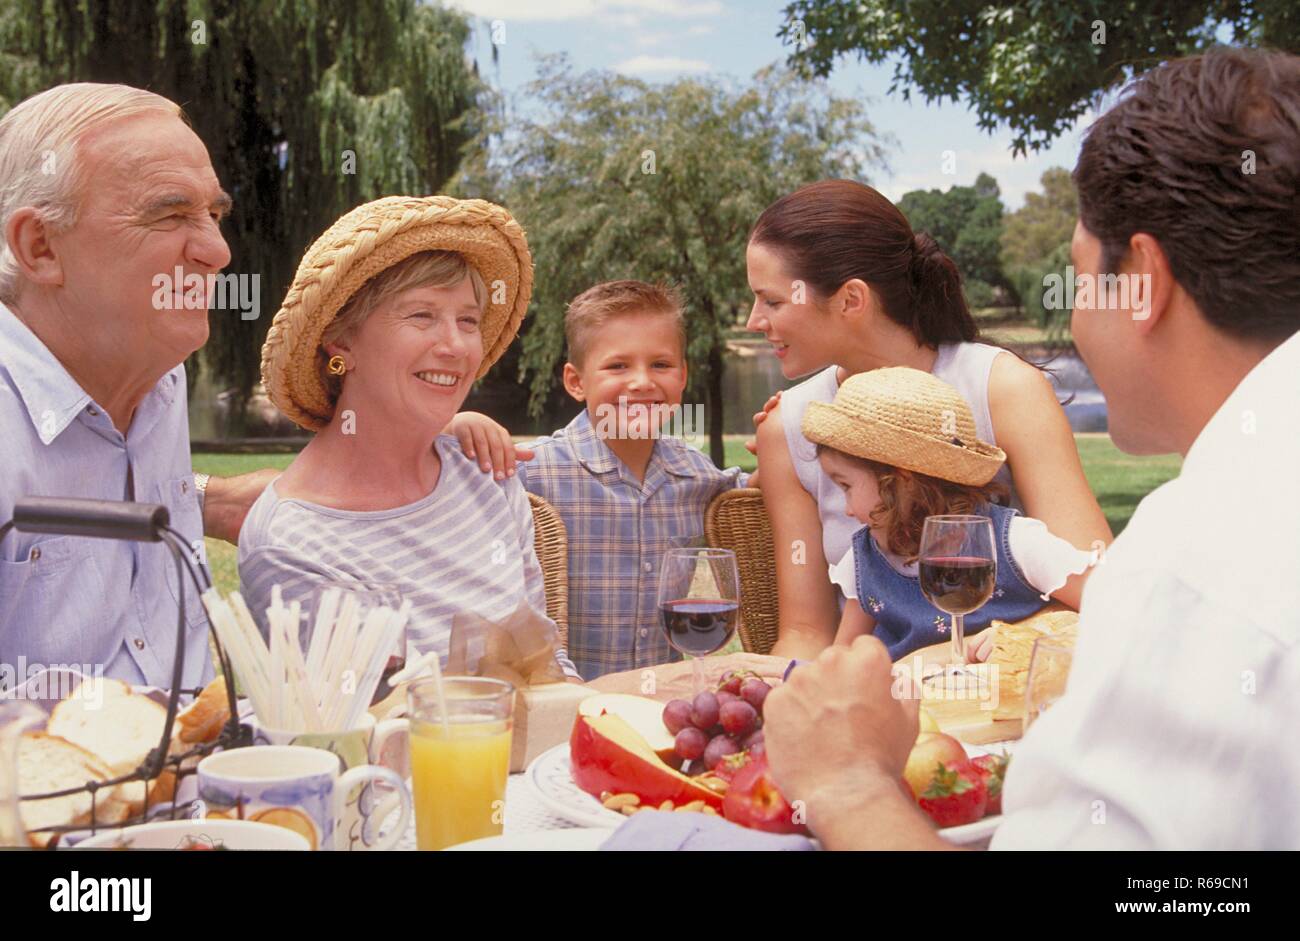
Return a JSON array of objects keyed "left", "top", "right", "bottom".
[{"left": 993, "top": 331, "right": 1300, "bottom": 849}]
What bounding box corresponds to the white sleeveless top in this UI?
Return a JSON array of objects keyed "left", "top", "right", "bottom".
[{"left": 779, "top": 341, "right": 1021, "bottom": 601}]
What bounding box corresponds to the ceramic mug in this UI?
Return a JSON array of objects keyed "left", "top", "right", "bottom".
[
  {"left": 197, "top": 745, "right": 411, "bottom": 851},
  {"left": 245, "top": 714, "right": 409, "bottom": 850}
]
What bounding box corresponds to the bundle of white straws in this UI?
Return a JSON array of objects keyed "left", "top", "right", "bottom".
[{"left": 202, "top": 585, "right": 413, "bottom": 733}]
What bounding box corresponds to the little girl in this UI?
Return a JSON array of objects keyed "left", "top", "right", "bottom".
[{"left": 801, "top": 367, "right": 1096, "bottom": 661}]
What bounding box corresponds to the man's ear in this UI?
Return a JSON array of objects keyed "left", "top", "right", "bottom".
[
  {"left": 561, "top": 362, "right": 585, "bottom": 402},
  {"left": 1126, "top": 233, "right": 1174, "bottom": 336},
  {"left": 5, "top": 207, "right": 64, "bottom": 288}
]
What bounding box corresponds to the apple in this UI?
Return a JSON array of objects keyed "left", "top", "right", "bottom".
[
  {"left": 902, "top": 732, "right": 968, "bottom": 801},
  {"left": 570, "top": 714, "right": 724, "bottom": 811},
  {"left": 577, "top": 693, "right": 680, "bottom": 766},
  {"left": 919, "top": 707, "right": 939, "bottom": 734},
  {"left": 721, "top": 753, "right": 809, "bottom": 835}
]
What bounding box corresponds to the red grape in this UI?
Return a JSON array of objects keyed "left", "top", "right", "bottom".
[
  {"left": 716, "top": 690, "right": 740, "bottom": 708},
  {"left": 741, "top": 729, "right": 764, "bottom": 751},
  {"left": 702, "top": 734, "right": 742, "bottom": 770},
  {"left": 717, "top": 670, "right": 743, "bottom": 695},
  {"left": 719, "top": 700, "right": 758, "bottom": 736},
  {"left": 675, "top": 727, "right": 708, "bottom": 760},
  {"left": 740, "top": 678, "right": 771, "bottom": 712},
  {"left": 662, "top": 699, "right": 692, "bottom": 735},
  {"left": 690, "top": 691, "right": 720, "bottom": 730}
]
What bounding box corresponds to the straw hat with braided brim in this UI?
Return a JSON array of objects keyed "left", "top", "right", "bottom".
[
  {"left": 261, "top": 195, "right": 533, "bottom": 432},
  {"left": 801, "top": 367, "right": 1006, "bottom": 486}
]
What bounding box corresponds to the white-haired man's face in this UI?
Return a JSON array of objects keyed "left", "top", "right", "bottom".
[{"left": 49, "top": 111, "right": 231, "bottom": 366}]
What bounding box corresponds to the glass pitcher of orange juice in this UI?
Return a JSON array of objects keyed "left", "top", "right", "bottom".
[{"left": 407, "top": 677, "right": 514, "bottom": 851}]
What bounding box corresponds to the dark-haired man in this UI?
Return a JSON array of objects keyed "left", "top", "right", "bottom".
[{"left": 764, "top": 46, "right": 1300, "bottom": 849}]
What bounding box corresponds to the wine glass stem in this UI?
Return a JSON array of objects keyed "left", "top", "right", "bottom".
[
  {"left": 691, "top": 655, "right": 705, "bottom": 695},
  {"left": 951, "top": 613, "right": 966, "bottom": 665}
]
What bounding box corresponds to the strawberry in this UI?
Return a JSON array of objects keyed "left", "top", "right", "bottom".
[
  {"left": 970, "top": 753, "right": 1009, "bottom": 816},
  {"left": 918, "top": 760, "right": 988, "bottom": 828}
]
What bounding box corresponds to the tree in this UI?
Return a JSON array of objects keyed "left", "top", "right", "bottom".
[
  {"left": 0, "top": 0, "right": 484, "bottom": 418},
  {"left": 454, "top": 56, "right": 889, "bottom": 465},
  {"left": 779, "top": 1, "right": 1300, "bottom": 154},
  {"left": 1001, "top": 167, "right": 1078, "bottom": 271},
  {"left": 897, "top": 172, "right": 1007, "bottom": 305}
]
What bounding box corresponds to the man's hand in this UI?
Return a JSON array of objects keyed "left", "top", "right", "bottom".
[
  {"left": 202, "top": 468, "right": 279, "bottom": 545},
  {"left": 448, "top": 411, "right": 533, "bottom": 479},
  {"left": 764, "top": 636, "right": 955, "bottom": 850}
]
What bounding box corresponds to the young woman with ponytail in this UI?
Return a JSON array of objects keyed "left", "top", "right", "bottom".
[{"left": 746, "top": 179, "right": 1111, "bottom": 661}]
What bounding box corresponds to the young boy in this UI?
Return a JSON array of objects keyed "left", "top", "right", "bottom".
[{"left": 452, "top": 280, "right": 749, "bottom": 680}]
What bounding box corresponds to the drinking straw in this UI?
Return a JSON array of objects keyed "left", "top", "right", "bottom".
[
  {"left": 386, "top": 649, "right": 439, "bottom": 686},
  {"left": 304, "top": 587, "right": 340, "bottom": 683},
  {"left": 203, "top": 589, "right": 273, "bottom": 721},
  {"left": 426, "top": 648, "right": 451, "bottom": 735},
  {"left": 341, "top": 600, "right": 414, "bottom": 731},
  {"left": 269, "top": 586, "right": 285, "bottom": 728}
]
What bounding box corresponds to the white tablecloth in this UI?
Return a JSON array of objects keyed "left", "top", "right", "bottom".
[{"left": 393, "top": 774, "right": 583, "bottom": 851}]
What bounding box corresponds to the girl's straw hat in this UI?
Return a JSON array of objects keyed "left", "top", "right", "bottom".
[
  {"left": 261, "top": 195, "right": 533, "bottom": 431},
  {"left": 801, "top": 367, "right": 1006, "bottom": 486}
]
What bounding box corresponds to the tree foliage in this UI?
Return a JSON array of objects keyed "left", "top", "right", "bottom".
[
  {"left": 897, "top": 172, "right": 1006, "bottom": 305},
  {"left": 779, "top": 0, "right": 1300, "bottom": 154},
  {"left": 0, "top": 0, "right": 483, "bottom": 415},
  {"left": 1000, "top": 167, "right": 1078, "bottom": 271},
  {"left": 454, "top": 56, "right": 889, "bottom": 463}
]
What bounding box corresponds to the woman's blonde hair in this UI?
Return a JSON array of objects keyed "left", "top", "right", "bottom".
[
  {"left": 0, "top": 83, "right": 182, "bottom": 302},
  {"left": 318, "top": 250, "right": 488, "bottom": 402}
]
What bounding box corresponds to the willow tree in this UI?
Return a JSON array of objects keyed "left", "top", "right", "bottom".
[
  {"left": 454, "top": 56, "right": 888, "bottom": 465},
  {"left": 0, "top": 0, "right": 484, "bottom": 415}
]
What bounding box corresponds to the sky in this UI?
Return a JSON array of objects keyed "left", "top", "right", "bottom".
[{"left": 445, "top": 0, "right": 1098, "bottom": 210}]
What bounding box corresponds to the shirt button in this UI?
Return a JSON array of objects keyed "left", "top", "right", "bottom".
[
  {"left": 642, "top": 562, "right": 652, "bottom": 573},
  {"left": 133, "top": 638, "right": 145, "bottom": 651},
  {"left": 29, "top": 548, "right": 41, "bottom": 561},
  {"left": 86, "top": 405, "right": 98, "bottom": 416},
  {"left": 639, "top": 629, "right": 648, "bottom": 637}
]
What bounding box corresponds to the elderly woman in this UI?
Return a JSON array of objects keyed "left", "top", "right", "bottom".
[{"left": 238, "top": 196, "right": 576, "bottom": 676}]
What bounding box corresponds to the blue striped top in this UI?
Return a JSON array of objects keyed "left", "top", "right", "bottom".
[{"left": 237, "top": 435, "right": 577, "bottom": 676}]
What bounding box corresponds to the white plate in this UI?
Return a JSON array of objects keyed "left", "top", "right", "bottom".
[
  {"left": 527, "top": 742, "right": 1007, "bottom": 847},
  {"left": 445, "top": 829, "right": 611, "bottom": 851},
  {"left": 73, "top": 818, "right": 311, "bottom": 850}
]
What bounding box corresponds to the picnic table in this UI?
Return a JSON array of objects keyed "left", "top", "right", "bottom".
[{"left": 392, "top": 650, "right": 1020, "bottom": 849}]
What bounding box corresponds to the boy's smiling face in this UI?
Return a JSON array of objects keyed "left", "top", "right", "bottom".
[{"left": 562, "top": 311, "right": 688, "bottom": 440}]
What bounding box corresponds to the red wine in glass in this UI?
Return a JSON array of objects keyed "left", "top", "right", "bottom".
[
  {"left": 919, "top": 516, "right": 996, "bottom": 665},
  {"left": 919, "top": 557, "right": 996, "bottom": 615},
  {"left": 659, "top": 599, "right": 739, "bottom": 656}
]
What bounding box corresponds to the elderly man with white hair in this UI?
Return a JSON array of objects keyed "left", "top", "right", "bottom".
[{"left": 0, "top": 83, "right": 271, "bottom": 690}]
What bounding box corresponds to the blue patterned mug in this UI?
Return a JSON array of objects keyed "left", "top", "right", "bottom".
[{"left": 197, "top": 745, "right": 410, "bottom": 851}]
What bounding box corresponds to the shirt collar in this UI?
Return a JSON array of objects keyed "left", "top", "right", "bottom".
[
  {"left": 0, "top": 301, "right": 93, "bottom": 444},
  {"left": 563, "top": 409, "right": 698, "bottom": 479},
  {"left": 0, "top": 300, "right": 178, "bottom": 444},
  {"left": 1183, "top": 330, "right": 1300, "bottom": 476}
]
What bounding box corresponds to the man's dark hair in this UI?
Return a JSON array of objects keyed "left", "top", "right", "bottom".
[{"left": 1074, "top": 47, "right": 1300, "bottom": 343}]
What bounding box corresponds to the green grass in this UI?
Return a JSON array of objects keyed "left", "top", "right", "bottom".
[{"left": 194, "top": 433, "right": 1180, "bottom": 597}]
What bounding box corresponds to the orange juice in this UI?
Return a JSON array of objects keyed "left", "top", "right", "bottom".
[{"left": 409, "top": 716, "right": 511, "bottom": 850}]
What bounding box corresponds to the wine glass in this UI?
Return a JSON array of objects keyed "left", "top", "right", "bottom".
[
  {"left": 1022, "top": 637, "right": 1075, "bottom": 733},
  {"left": 657, "top": 548, "right": 740, "bottom": 693},
  {"left": 919, "top": 515, "right": 996, "bottom": 666}
]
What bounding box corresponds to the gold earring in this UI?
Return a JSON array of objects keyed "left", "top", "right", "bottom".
[{"left": 327, "top": 355, "right": 347, "bottom": 376}]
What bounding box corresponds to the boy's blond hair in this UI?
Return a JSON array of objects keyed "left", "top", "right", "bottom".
[{"left": 565, "top": 280, "right": 686, "bottom": 366}]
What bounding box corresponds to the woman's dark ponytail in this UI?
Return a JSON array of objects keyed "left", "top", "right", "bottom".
[
  {"left": 750, "top": 180, "right": 979, "bottom": 348},
  {"left": 909, "top": 233, "right": 977, "bottom": 344}
]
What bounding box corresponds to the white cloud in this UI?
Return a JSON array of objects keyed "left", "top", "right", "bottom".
[
  {"left": 446, "top": 0, "right": 723, "bottom": 22},
  {"left": 615, "top": 55, "right": 713, "bottom": 75}
]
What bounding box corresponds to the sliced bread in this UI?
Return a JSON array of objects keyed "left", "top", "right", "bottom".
[{"left": 18, "top": 733, "right": 130, "bottom": 848}]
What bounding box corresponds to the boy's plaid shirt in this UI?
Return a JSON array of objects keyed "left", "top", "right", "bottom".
[{"left": 517, "top": 410, "right": 748, "bottom": 681}]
